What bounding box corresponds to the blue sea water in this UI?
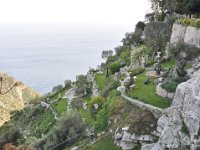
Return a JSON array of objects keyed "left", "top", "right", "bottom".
[{"left": 0, "top": 23, "right": 132, "bottom": 94}]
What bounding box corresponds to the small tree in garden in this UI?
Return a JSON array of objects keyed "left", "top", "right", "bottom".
[
  {"left": 102, "top": 50, "right": 113, "bottom": 78},
  {"left": 75, "top": 75, "right": 89, "bottom": 96},
  {"left": 144, "top": 22, "right": 171, "bottom": 60}
]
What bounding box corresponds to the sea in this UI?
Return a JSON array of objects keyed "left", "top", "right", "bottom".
[{"left": 0, "top": 23, "right": 133, "bottom": 94}]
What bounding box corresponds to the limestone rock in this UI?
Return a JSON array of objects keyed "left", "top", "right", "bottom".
[
  {"left": 149, "top": 67, "right": 200, "bottom": 149},
  {"left": 141, "top": 143, "right": 155, "bottom": 150},
  {"left": 184, "top": 26, "right": 200, "bottom": 48},
  {"left": 170, "top": 23, "right": 200, "bottom": 48},
  {"left": 170, "top": 23, "right": 187, "bottom": 44},
  {"left": 0, "top": 72, "right": 41, "bottom": 126}
]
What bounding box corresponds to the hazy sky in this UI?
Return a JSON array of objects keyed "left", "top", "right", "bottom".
[{"left": 0, "top": 0, "right": 150, "bottom": 25}]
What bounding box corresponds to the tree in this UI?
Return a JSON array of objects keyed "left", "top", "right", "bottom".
[
  {"left": 158, "top": 0, "right": 200, "bottom": 17},
  {"left": 186, "top": 0, "right": 200, "bottom": 17},
  {"left": 102, "top": 50, "right": 113, "bottom": 78},
  {"left": 169, "top": 42, "right": 200, "bottom": 77},
  {"left": 136, "top": 21, "right": 146, "bottom": 31},
  {"left": 101, "top": 50, "right": 113, "bottom": 59},
  {"left": 52, "top": 85, "right": 63, "bottom": 93},
  {"left": 33, "top": 112, "right": 86, "bottom": 150},
  {"left": 144, "top": 22, "right": 171, "bottom": 59},
  {"left": 64, "top": 80, "right": 71, "bottom": 87},
  {"left": 75, "top": 75, "right": 89, "bottom": 96},
  {"left": 114, "top": 45, "right": 131, "bottom": 57}
]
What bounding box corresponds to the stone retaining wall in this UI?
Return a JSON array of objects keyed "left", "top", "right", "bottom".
[
  {"left": 156, "top": 83, "right": 175, "bottom": 100},
  {"left": 121, "top": 94, "right": 163, "bottom": 119}
]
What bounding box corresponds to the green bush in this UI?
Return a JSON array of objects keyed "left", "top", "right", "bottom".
[
  {"left": 161, "top": 76, "right": 189, "bottom": 93},
  {"left": 102, "top": 80, "right": 120, "bottom": 97},
  {"left": 107, "top": 90, "right": 123, "bottom": 114},
  {"left": 146, "top": 59, "right": 154, "bottom": 67},
  {"left": 177, "top": 18, "right": 200, "bottom": 28},
  {"left": 159, "top": 11, "right": 166, "bottom": 22},
  {"left": 119, "top": 51, "right": 131, "bottom": 65},
  {"left": 33, "top": 112, "right": 86, "bottom": 150},
  {"left": 110, "top": 62, "right": 122, "bottom": 74},
  {"left": 89, "top": 96, "right": 105, "bottom": 110},
  {"left": 129, "top": 67, "right": 145, "bottom": 77},
  {"left": 94, "top": 106, "right": 109, "bottom": 133},
  {"left": 181, "top": 121, "right": 189, "bottom": 135},
  {"left": 161, "top": 81, "right": 177, "bottom": 93},
  {"left": 167, "top": 16, "right": 177, "bottom": 26},
  {"left": 193, "top": 19, "right": 200, "bottom": 28}
]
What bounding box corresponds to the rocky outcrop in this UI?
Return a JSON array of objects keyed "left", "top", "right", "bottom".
[
  {"left": 170, "top": 23, "right": 187, "bottom": 44},
  {"left": 142, "top": 69, "right": 200, "bottom": 150},
  {"left": 0, "top": 72, "right": 41, "bottom": 126},
  {"left": 114, "top": 127, "right": 154, "bottom": 150},
  {"left": 170, "top": 23, "right": 200, "bottom": 48}
]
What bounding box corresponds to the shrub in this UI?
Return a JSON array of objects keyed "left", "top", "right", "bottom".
[
  {"left": 161, "top": 76, "right": 189, "bottom": 93},
  {"left": 194, "top": 19, "right": 200, "bottom": 28},
  {"left": 181, "top": 121, "right": 189, "bottom": 135},
  {"left": 119, "top": 51, "right": 131, "bottom": 65},
  {"left": 109, "top": 62, "right": 122, "bottom": 74},
  {"left": 146, "top": 59, "right": 154, "bottom": 67},
  {"left": 167, "top": 16, "right": 177, "bottom": 26},
  {"left": 177, "top": 18, "right": 200, "bottom": 28},
  {"left": 129, "top": 67, "right": 145, "bottom": 77},
  {"left": 88, "top": 96, "right": 105, "bottom": 110},
  {"left": 71, "top": 97, "right": 83, "bottom": 110},
  {"left": 107, "top": 90, "right": 123, "bottom": 114},
  {"left": 106, "top": 55, "right": 119, "bottom": 63},
  {"left": 102, "top": 80, "right": 120, "bottom": 97},
  {"left": 33, "top": 112, "right": 86, "bottom": 150},
  {"left": 159, "top": 11, "right": 166, "bottom": 22},
  {"left": 94, "top": 106, "right": 109, "bottom": 133}
]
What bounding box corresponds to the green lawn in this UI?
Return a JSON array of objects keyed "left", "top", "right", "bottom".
[
  {"left": 54, "top": 98, "right": 68, "bottom": 116},
  {"left": 49, "top": 86, "right": 70, "bottom": 101},
  {"left": 161, "top": 58, "right": 176, "bottom": 68},
  {"left": 95, "top": 73, "right": 107, "bottom": 91},
  {"left": 127, "top": 73, "right": 171, "bottom": 108},
  {"left": 85, "top": 135, "right": 120, "bottom": 150}
]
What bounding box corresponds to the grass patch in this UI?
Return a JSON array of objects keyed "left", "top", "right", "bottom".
[
  {"left": 127, "top": 73, "right": 171, "bottom": 108},
  {"left": 95, "top": 73, "right": 107, "bottom": 91},
  {"left": 49, "top": 86, "right": 70, "bottom": 101},
  {"left": 54, "top": 98, "right": 68, "bottom": 116},
  {"left": 85, "top": 135, "right": 120, "bottom": 150},
  {"left": 161, "top": 58, "right": 176, "bottom": 68},
  {"left": 78, "top": 108, "right": 92, "bottom": 125},
  {"left": 82, "top": 96, "right": 91, "bottom": 101}
]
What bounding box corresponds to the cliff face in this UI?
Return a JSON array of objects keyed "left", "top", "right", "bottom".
[
  {"left": 170, "top": 23, "right": 200, "bottom": 48},
  {"left": 0, "top": 72, "right": 41, "bottom": 126},
  {"left": 142, "top": 66, "right": 200, "bottom": 150}
]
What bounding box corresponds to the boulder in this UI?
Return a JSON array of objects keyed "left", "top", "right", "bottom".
[
  {"left": 115, "top": 133, "right": 123, "bottom": 141},
  {"left": 141, "top": 143, "right": 155, "bottom": 150}
]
